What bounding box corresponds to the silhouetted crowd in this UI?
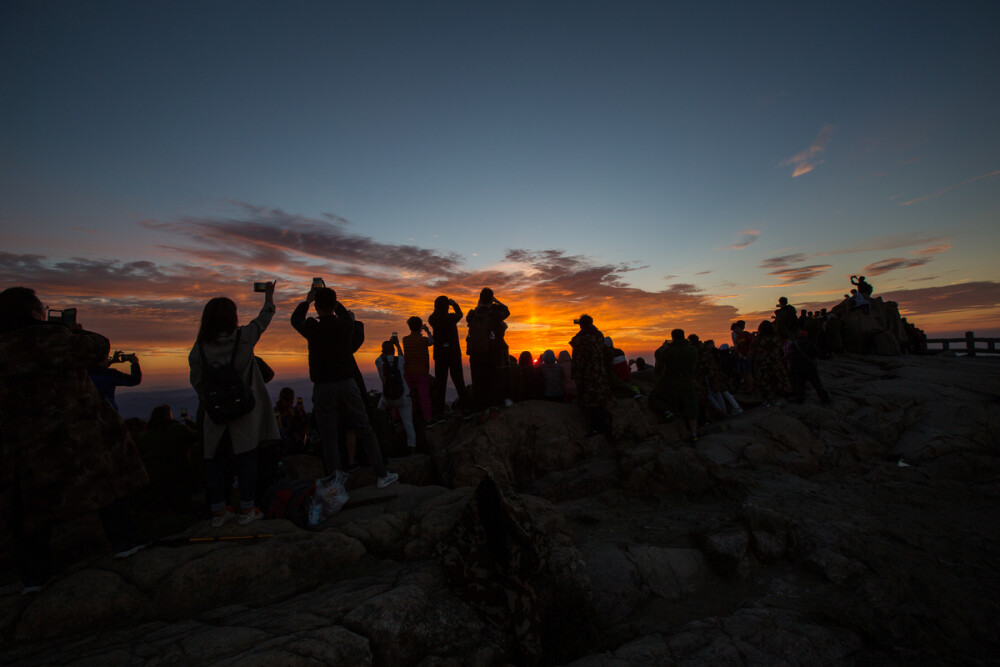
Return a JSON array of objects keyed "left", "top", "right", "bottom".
[{"left": 0, "top": 280, "right": 931, "bottom": 593}]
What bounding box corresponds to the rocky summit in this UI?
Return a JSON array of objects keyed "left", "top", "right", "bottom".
[{"left": 2, "top": 353, "right": 998, "bottom": 665}]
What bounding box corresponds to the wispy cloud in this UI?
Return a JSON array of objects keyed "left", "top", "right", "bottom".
[
  {"left": 818, "top": 232, "right": 950, "bottom": 256},
  {"left": 900, "top": 169, "right": 1000, "bottom": 206},
  {"left": 3, "top": 212, "right": 745, "bottom": 375},
  {"left": 780, "top": 124, "right": 835, "bottom": 177},
  {"left": 862, "top": 257, "right": 930, "bottom": 276},
  {"left": 758, "top": 253, "right": 831, "bottom": 284},
  {"left": 719, "top": 229, "right": 761, "bottom": 251}
]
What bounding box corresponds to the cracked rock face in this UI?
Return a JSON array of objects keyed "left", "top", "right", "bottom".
[{"left": 2, "top": 354, "right": 999, "bottom": 665}]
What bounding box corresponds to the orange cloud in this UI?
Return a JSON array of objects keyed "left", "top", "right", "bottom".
[{"left": 780, "top": 125, "right": 835, "bottom": 178}]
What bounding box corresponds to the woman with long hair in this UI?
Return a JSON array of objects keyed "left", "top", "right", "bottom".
[{"left": 189, "top": 284, "right": 280, "bottom": 527}]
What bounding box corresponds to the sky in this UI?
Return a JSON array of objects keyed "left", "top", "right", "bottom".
[{"left": 2, "top": 1, "right": 999, "bottom": 390}]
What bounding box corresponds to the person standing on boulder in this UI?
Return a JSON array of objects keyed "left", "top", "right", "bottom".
[
  {"left": 649, "top": 328, "right": 699, "bottom": 443},
  {"left": 429, "top": 295, "right": 471, "bottom": 420},
  {"left": 787, "top": 331, "right": 831, "bottom": 404},
  {"left": 465, "top": 287, "right": 510, "bottom": 417},
  {"left": 569, "top": 314, "right": 614, "bottom": 435},
  {"left": 291, "top": 285, "right": 398, "bottom": 489}
]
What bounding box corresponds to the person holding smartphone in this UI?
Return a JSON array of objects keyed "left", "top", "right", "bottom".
[{"left": 89, "top": 349, "right": 142, "bottom": 412}]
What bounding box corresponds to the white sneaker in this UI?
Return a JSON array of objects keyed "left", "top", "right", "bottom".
[
  {"left": 377, "top": 472, "right": 399, "bottom": 489},
  {"left": 237, "top": 507, "right": 263, "bottom": 525}
]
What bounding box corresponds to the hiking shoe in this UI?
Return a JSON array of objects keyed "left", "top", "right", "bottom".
[
  {"left": 237, "top": 507, "right": 263, "bottom": 526},
  {"left": 114, "top": 541, "right": 150, "bottom": 559},
  {"left": 731, "top": 408, "right": 744, "bottom": 415},
  {"left": 345, "top": 462, "right": 361, "bottom": 474},
  {"left": 211, "top": 507, "right": 235, "bottom": 528},
  {"left": 461, "top": 411, "right": 476, "bottom": 421},
  {"left": 426, "top": 419, "right": 443, "bottom": 429},
  {"left": 377, "top": 472, "right": 399, "bottom": 489}
]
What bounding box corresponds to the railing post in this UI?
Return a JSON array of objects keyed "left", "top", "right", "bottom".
[{"left": 965, "top": 331, "right": 976, "bottom": 357}]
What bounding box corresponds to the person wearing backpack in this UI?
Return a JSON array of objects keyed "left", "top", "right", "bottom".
[
  {"left": 465, "top": 287, "right": 510, "bottom": 415},
  {"left": 375, "top": 338, "right": 416, "bottom": 449},
  {"left": 189, "top": 282, "right": 280, "bottom": 527}
]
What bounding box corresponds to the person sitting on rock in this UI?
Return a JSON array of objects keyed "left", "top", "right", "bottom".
[{"left": 849, "top": 289, "right": 871, "bottom": 315}]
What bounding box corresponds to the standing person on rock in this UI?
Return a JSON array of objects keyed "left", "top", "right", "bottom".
[
  {"left": 1, "top": 287, "right": 149, "bottom": 593},
  {"left": 402, "top": 316, "right": 436, "bottom": 427},
  {"left": 465, "top": 287, "right": 510, "bottom": 417},
  {"left": 429, "top": 295, "right": 471, "bottom": 420},
  {"left": 190, "top": 283, "right": 280, "bottom": 527},
  {"left": 752, "top": 320, "right": 791, "bottom": 408},
  {"left": 291, "top": 284, "right": 398, "bottom": 489},
  {"left": 569, "top": 314, "right": 614, "bottom": 435},
  {"left": 787, "top": 331, "right": 831, "bottom": 404},
  {"left": 649, "top": 328, "right": 700, "bottom": 443}
]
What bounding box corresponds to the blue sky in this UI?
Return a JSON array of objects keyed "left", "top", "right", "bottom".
[{"left": 2, "top": 1, "right": 998, "bottom": 386}]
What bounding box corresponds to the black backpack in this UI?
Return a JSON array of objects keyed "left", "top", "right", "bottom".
[
  {"left": 382, "top": 355, "right": 405, "bottom": 400},
  {"left": 198, "top": 329, "right": 256, "bottom": 423},
  {"left": 465, "top": 308, "right": 492, "bottom": 355}
]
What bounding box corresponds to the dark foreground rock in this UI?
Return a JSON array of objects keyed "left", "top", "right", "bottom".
[{"left": 1, "top": 354, "right": 998, "bottom": 665}]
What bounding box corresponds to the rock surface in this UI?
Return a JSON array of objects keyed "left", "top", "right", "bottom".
[{"left": 1, "top": 353, "right": 998, "bottom": 664}]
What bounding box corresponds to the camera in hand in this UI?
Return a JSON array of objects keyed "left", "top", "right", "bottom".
[
  {"left": 253, "top": 282, "right": 269, "bottom": 293},
  {"left": 47, "top": 308, "right": 78, "bottom": 325},
  {"left": 312, "top": 277, "right": 325, "bottom": 289}
]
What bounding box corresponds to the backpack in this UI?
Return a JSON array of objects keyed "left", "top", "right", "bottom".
[
  {"left": 198, "top": 328, "right": 256, "bottom": 423},
  {"left": 382, "top": 355, "right": 405, "bottom": 400},
  {"left": 262, "top": 477, "right": 316, "bottom": 526},
  {"left": 465, "top": 308, "right": 492, "bottom": 355}
]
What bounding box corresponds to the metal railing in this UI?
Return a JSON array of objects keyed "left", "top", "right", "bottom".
[{"left": 925, "top": 331, "right": 999, "bottom": 357}]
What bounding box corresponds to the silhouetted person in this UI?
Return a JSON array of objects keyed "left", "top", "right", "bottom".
[
  {"left": 752, "top": 320, "right": 791, "bottom": 407},
  {"left": 402, "top": 315, "right": 435, "bottom": 426},
  {"left": 376, "top": 338, "right": 416, "bottom": 449},
  {"left": 190, "top": 284, "right": 279, "bottom": 526},
  {"left": 89, "top": 350, "right": 142, "bottom": 412},
  {"left": 851, "top": 275, "right": 873, "bottom": 297},
  {"left": 290, "top": 285, "right": 397, "bottom": 488},
  {"left": 787, "top": 331, "right": 831, "bottom": 404},
  {"left": 538, "top": 349, "right": 564, "bottom": 401},
  {"left": 465, "top": 287, "right": 510, "bottom": 416},
  {"left": 773, "top": 297, "right": 798, "bottom": 338},
  {"left": 649, "top": 328, "right": 699, "bottom": 442},
  {"left": 1, "top": 287, "right": 149, "bottom": 593},
  {"left": 570, "top": 315, "right": 613, "bottom": 435},
  {"left": 429, "top": 295, "right": 470, "bottom": 420}
]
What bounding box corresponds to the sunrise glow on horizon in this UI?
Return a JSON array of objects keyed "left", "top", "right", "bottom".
[{"left": 2, "top": 2, "right": 998, "bottom": 390}]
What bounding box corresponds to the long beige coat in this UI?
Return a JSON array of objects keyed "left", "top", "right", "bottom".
[{"left": 189, "top": 304, "right": 280, "bottom": 458}]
